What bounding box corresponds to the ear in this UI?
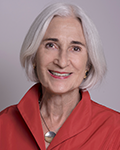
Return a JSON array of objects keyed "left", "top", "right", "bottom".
[
  {"left": 86, "top": 65, "right": 89, "bottom": 72},
  {"left": 84, "top": 65, "right": 90, "bottom": 79},
  {"left": 84, "top": 70, "right": 89, "bottom": 79}
]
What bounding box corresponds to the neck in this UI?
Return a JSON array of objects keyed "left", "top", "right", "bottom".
[{"left": 40, "top": 87, "right": 80, "bottom": 131}]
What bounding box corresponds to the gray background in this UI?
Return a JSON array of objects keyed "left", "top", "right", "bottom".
[{"left": 0, "top": 0, "right": 120, "bottom": 112}]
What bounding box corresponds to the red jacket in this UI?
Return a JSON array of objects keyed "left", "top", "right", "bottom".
[{"left": 0, "top": 83, "right": 120, "bottom": 150}]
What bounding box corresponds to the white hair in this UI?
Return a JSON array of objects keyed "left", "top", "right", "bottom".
[{"left": 20, "top": 3, "right": 107, "bottom": 90}]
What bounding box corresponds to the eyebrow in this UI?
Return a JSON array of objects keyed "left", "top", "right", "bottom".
[
  {"left": 71, "top": 41, "right": 86, "bottom": 47},
  {"left": 43, "top": 38, "right": 86, "bottom": 47},
  {"left": 43, "top": 38, "right": 58, "bottom": 42}
]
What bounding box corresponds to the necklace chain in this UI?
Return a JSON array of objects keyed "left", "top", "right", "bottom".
[
  {"left": 39, "top": 100, "right": 56, "bottom": 143},
  {"left": 40, "top": 111, "right": 50, "bottom": 132},
  {"left": 39, "top": 100, "right": 51, "bottom": 132}
]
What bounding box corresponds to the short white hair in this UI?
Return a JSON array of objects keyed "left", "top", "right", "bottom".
[{"left": 20, "top": 3, "right": 107, "bottom": 90}]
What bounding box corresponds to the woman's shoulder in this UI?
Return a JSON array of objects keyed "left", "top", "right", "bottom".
[
  {"left": 91, "top": 100, "right": 120, "bottom": 126},
  {"left": 0, "top": 105, "right": 18, "bottom": 121}
]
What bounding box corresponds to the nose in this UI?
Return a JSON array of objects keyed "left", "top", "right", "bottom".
[{"left": 53, "top": 50, "right": 70, "bottom": 68}]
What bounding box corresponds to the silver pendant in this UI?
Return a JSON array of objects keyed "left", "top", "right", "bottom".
[{"left": 44, "top": 131, "right": 56, "bottom": 143}]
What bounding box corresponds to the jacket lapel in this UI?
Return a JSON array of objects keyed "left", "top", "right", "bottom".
[{"left": 17, "top": 83, "right": 46, "bottom": 150}]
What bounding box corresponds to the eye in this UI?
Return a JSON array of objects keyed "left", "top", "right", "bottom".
[
  {"left": 73, "top": 46, "right": 81, "bottom": 52},
  {"left": 45, "top": 42, "right": 55, "bottom": 48},
  {"left": 45, "top": 42, "right": 59, "bottom": 50}
]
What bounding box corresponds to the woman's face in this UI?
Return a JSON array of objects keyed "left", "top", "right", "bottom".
[{"left": 36, "top": 16, "right": 88, "bottom": 94}]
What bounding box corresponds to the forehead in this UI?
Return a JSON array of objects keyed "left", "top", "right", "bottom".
[{"left": 43, "top": 16, "right": 85, "bottom": 42}]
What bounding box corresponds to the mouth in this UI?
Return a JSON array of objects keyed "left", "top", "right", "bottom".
[{"left": 49, "top": 70, "right": 72, "bottom": 78}]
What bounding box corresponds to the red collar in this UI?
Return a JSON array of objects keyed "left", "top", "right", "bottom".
[{"left": 17, "top": 83, "right": 92, "bottom": 150}]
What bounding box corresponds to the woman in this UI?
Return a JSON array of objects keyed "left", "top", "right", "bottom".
[{"left": 0, "top": 3, "right": 120, "bottom": 150}]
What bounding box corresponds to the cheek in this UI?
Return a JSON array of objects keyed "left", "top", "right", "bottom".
[
  {"left": 36, "top": 50, "right": 53, "bottom": 77},
  {"left": 36, "top": 50, "right": 47, "bottom": 68},
  {"left": 73, "top": 56, "right": 88, "bottom": 72},
  {"left": 37, "top": 49, "right": 55, "bottom": 65}
]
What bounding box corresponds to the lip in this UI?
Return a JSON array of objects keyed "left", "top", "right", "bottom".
[{"left": 48, "top": 70, "right": 72, "bottom": 79}]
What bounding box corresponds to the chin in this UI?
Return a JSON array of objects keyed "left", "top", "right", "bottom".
[
  {"left": 42, "top": 82, "right": 76, "bottom": 95},
  {"left": 47, "top": 85, "right": 75, "bottom": 95},
  {"left": 50, "top": 88, "right": 68, "bottom": 95}
]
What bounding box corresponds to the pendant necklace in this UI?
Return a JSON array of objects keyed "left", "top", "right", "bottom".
[
  {"left": 39, "top": 100, "right": 56, "bottom": 143},
  {"left": 40, "top": 112, "right": 56, "bottom": 143}
]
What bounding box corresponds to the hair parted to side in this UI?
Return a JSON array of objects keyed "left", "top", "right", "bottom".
[{"left": 20, "top": 3, "right": 107, "bottom": 90}]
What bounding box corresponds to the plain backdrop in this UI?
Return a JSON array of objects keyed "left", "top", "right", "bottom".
[{"left": 0, "top": 0, "right": 120, "bottom": 112}]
